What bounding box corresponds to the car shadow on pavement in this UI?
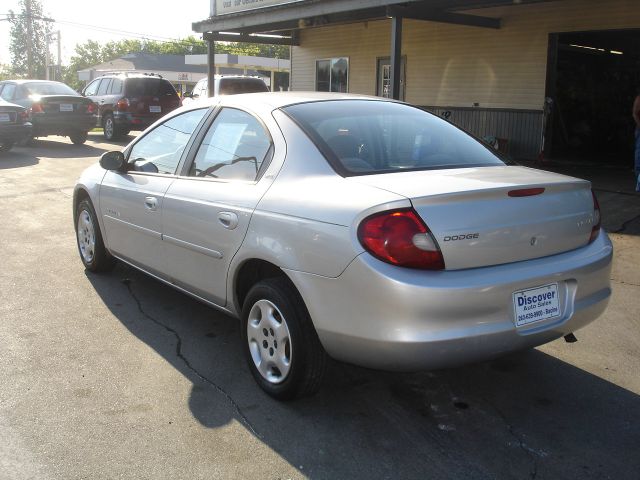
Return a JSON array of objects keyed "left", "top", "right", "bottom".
[
  {"left": 86, "top": 263, "right": 640, "bottom": 480},
  {"left": 13, "top": 139, "right": 110, "bottom": 159},
  {"left": 0, "top": 150, "right": 39, "bottom": 169}
]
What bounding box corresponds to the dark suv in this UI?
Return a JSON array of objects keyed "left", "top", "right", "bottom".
[{"left": 82, "top": 73, "right": 181, "bottom": 140}]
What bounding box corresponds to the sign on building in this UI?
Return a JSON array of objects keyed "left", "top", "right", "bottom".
[{"left": 212, "top": 0, "right": 302, "bottom": 16}]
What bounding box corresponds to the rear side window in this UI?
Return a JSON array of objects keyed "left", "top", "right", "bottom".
[
  {"left": 218, "top": 78, "right": 269, "bottom": 95},
  {"left": 126, "top": 78, "right": 177, "bottom": 98},
  {"left": 0, "top": 84, "right": 16, "bottom": 101},
  {"left": 109, "top": 78, "right": 123, "bottom": 95},
  {"left": 283, "top": 100, "right": 506, "bottom": 176},
  {"left": 97, "top": 79, "right": 111, "bottom": 95},
  {"left": 128, "top": 108, "right": 208, "bottom": 175},
  {"left": 189, "top": 108, "right": 272, "bottom": 181}
]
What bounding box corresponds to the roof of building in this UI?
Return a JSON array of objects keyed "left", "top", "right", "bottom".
[{"left": 78, "top": 53, "right": 207, "bottom": 74}]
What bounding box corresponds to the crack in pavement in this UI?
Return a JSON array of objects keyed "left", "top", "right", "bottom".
[
  {"left": 122, "top": 277, "right": 261, "bottom": 439},
  {"left": 610, "top": 278, "right": 640, "bottom": 288},
  {"left": 481, "top": 397, "right": 541, "bottom": 480},
  {"left": 0, "top": 186, "right": 76, "bottom": 199}
]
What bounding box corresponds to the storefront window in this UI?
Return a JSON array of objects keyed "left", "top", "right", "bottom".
[{"left": 316, "top": 57, "right": 349, "bottom": 93}]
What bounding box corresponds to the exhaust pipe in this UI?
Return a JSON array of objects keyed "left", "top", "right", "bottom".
[{"left": 564, "top": 333, "right": 578, "bottom": 343}]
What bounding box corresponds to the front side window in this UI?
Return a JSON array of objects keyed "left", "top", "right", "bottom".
[
  {"left": 315, "top": 57, "right": 349, "bottom": 93},
  {"left": 83, "top": 79, "right": 100, "bottom": 96},
  {"left": 189, "top": 108, "right": 272, "bottom": 182},
  {"left": 283, "top": 100, "right": 506, "bottom": 176},
  {"left": 128, "top": 108, "right": 208, "bottom": 175}
]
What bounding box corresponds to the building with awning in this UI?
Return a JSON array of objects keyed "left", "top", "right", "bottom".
[{"left": 193, "top": 0, "right": 640, "bottom": 162}]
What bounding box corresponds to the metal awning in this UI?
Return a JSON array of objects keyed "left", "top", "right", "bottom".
[{"left": 193, "top": 0, "right": 556, "bottom": 98}]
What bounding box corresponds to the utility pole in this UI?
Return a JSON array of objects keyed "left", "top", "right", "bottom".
[
  {"left": 45, "top": 32, "right": 50, "bottom": 80},
  {"left": 56, "top": 30, "right": 61, "bottom": 81},
  {"left": 25, "top": 0, "right": 34, "bottom": 78}
]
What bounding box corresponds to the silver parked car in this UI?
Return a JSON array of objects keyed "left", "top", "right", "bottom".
[{"left": 73, "top": 93, "right": 612, "bottom": 399}]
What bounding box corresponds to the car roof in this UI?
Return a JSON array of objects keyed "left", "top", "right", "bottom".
[
  {"left": 191, "top": 91, "right": 392, "bottom": 111},
  {"left": 1, "top": 79, "right": 68, "bottom": 85}
]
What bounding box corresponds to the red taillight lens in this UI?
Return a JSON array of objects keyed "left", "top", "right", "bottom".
[
  {"left": 358, "top": 209, "right": 445, "bottom": 270},
  {"left": 19, "top": 110, "right": 29, "bottom": 122},
  {"left": 589, "top": 190, "right": 601, "bottom": 243},
  {"left": 508, "top": 187, "right": 545, "bottom": 197},
  {"left": 30, "top": 103, "right": 43, "bottom": 114},
  {"left": 116, "top": 98, "right": 130, "bottom": 111},
  {"left": 86, "top": 103, "right": 97, "bottom": 114}
]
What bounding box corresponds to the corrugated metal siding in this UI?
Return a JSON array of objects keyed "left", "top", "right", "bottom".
[{"left": 423, "top": 107, "right": 543, "bottom": 159}]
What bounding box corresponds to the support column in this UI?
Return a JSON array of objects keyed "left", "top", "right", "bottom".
[
  {"left": 206, "top": 34, "right": 216, "bottom": 97},
  {"left": 390, "top": 16, "right": 403, "bottom": 101}
]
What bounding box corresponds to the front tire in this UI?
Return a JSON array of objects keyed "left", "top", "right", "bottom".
[
  {"left": 70, "top": 131, "right": 88, "bottom": 145},
  {"left": 241, "top": 277, "right": 327, "bottom": 400},
  {"left": 75, "top": 198, "right": 115, "bottom": 272}
]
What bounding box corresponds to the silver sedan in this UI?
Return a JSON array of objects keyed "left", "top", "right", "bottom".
[{"left": 73, "top": 93, "right": 612, "bottom": 399}]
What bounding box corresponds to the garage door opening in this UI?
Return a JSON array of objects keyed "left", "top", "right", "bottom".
[{"left": 547, "top": 29, "right": 640, "bottom": 165}]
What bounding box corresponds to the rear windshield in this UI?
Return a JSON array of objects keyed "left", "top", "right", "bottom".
[
  {"left": 126, "top": 78, "right": 177, "bottom": 97},
  {"left": 282, "top": 100, "right": 506, "bottom": 176},
  {"left": 23, "top": 82, "right": 78, "bottom": 96},
  {"left": 218, "top": 78, "right": 269, "bottom": 95}
]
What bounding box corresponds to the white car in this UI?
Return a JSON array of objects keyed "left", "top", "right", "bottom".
[
  {"left": 74, "top": 93, "right": 612, "bottom": 399},
  {"left": 181, "top": 75, "right": 269, "bottom": 105}
]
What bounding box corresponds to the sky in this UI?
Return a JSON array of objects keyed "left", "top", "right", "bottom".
[{"left": 0, "top": 0, "right": 211, "bottom": 65}]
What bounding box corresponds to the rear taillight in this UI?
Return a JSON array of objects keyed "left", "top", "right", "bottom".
[
  {"left": 116, "top": 98, "right": 130, "bottom": 111},
  {"left": 358, "top": 208, "right": 445, "bottom": 270},
  {"left": 589, "top": 190, "right": 601, "bottom": 243},
  {"left": 19, "top": 110, "right": 29, "bottom": 122},
  {"left": 30, "top": 103, "right": 43, "bottom": 114},
  {"left": 86, "top": 103, "right": 97, "bottom": 114}
]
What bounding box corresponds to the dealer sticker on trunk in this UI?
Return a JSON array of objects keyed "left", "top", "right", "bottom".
[{"left": 513, "top": 283, "right": 560, "bottom": 327}]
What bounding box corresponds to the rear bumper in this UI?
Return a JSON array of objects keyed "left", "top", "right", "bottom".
[
  {"left": 286, "top": 231, "right": 613, "bottom": 371},
  {"left": 32, "top": 115, "right": 97, "bottom": 135},
  {"left": 0, "top": 123, "right": 32, "bottom": 143},
  {"left": 113, "top": 112, "right": 163, "bottom": 131}
]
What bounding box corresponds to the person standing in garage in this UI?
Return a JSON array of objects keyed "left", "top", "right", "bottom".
[{"left": 634, "top": 90, "right": 640, "bottom": 191}]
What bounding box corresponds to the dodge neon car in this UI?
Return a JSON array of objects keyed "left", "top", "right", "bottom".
[{"left": 73, "top": 93, "right": 612, "bottom": 399}]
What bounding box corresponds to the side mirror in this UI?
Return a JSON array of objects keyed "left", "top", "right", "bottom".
[
  {"left": 99, "top": 151, "right": 126, "bottom": 171},
  {"left": 183, "top": 91, "right": 193, "bottom": 98}
]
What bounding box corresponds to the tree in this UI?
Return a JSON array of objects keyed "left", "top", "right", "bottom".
[
  {"left": 62, "top": 37, "right": 290, "bottom": 91},
  {"left": 8, "top": 0, "right": 52, "bottom": 79}
]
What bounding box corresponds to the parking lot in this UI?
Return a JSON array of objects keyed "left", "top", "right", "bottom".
[{"left": 0, "top": 135, "right": 639, "bottom": 479}]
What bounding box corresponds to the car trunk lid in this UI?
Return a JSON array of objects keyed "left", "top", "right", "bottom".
[
  {"left": 35, "top": 95, "right": 92, "bottom": 114},
  {"left": 348, "top": 166, "right": 596, "bottom": 270}
]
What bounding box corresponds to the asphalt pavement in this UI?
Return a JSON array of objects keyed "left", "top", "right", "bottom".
[{"left": 0, "top": 135, "right": 638, "bottom": 479}]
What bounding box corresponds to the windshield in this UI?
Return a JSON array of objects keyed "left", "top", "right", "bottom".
[
  {"left": 282, "top": 100, "right": 507, "bottom": 176},
  {"left": 24, "top": 82, "right": 78, "bottom": 96},
  {"left": 218, "top": 78, "right": 269, "bottom": 95}
]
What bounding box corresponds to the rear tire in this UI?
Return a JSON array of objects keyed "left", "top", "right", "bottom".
[
  {"left": 103, "top": 114, "right": 120, "bottom": 141},
  {"left": 70, "top": 131, "right": 88, "bottom": 145},
  {"left": 0, "top": 140, "right": 14, "bottom": 152},
  {"left": 75, "top": 198, "right": 116, "bottom": 272},
  {"left": 241, "top": 277, "right": 327, "bottom": 400}
]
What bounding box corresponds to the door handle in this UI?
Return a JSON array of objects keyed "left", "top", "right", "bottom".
[
  {"left": 218, "top": 211, "right": 239, "bottom": 230},
  {"left": 144, "top": 196, "right": 158, "bottom": 211}
]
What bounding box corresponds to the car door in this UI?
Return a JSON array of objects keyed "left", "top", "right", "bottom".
[
  {"left": 162, "top": 107, "right": 276, "bottom": 306},
  {"left": 99, "top": 107, "right": 209, "bottom": 276},
  {"left": 82, "top": 78, "right": 102, "bottom": 122}
]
